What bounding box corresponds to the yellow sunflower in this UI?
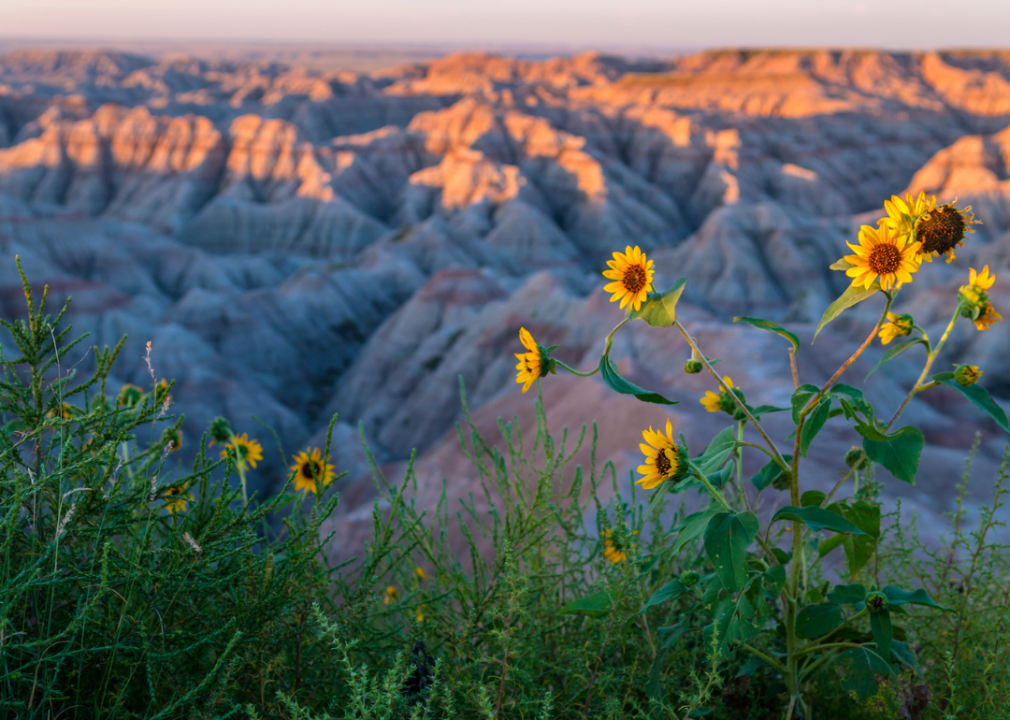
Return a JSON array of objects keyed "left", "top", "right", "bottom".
[
  {"left": 290, "top": 448, "right": 335, "bottom": 494},
  {"left": 383, "top": 585, "right": 400, "bottom": 605},
  {"left": 700, "top": 376, "right": 744, "bottom": 416},
  {"left": 878, "top": 312, "right": 913, "bottom": 345},
  {"left": 603, "top": 245, "right": 655, "bottom": 311},
  {"left": 882, "top": 191, "right": 936, "bottom": 237},
  {"left": 601, "top": 527, "right": 638, "bottom": 564},
  {"left": 164, "top": 485, "right": 193, "bottom": 514},
  {"left": 220, "top": 433, "right": 264, "bottom": 470},
  {"left": 959, "top": 266, "right": 1002, "bottom": 331},
  {"left": 515, "top": 327, "right": 549, "bottom": 393},
  {"left": 636, "top": 418, "right": 690, "bottom": 490},
  {"left": 976, "top": 302, "right": 1003, "bottom": 332},
  {"left": 954, "top": 364, "right": 982, "bottom": 387},
  {"left": 916, "top": 199, "right": 980, "bottom": 263},
  {"left": 842, "top": 221, "right": 921, "bottom": 291}
]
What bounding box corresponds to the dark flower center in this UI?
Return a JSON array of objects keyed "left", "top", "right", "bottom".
[
  {"left": 655, "top": 449, "right": 673, "bottom": 478},
  {"left": 868, "top": 243, "right": 902, "bottom": 275},
  {"left": 623, "top": 265, "right": 647, "bottom": 295},
  {"left": 918, "top": 205, "right": 965, "bottom": 255},
  {"left": 301, "top": 460, "right": 322, "bottom": 480}
]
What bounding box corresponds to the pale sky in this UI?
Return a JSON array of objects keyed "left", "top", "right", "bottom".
[{"left": 4, "top": 0, "right": 1010, "bottom": 49}]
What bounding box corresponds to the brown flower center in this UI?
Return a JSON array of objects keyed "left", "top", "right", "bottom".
[
  {"left": 655, "top": 448, "right": 673, "bottom": 478},
  {"left": 623, "top": 264, "right": 648, "bottom": 295},
  {"left": 918, "top": 205, "right": 965, "bottom": 255},
  {"left": 867, "top": 243, "right": 902, "bottom": 276},
  {"left": 301, "top": 460, "right": 322, "bottom": 480}
]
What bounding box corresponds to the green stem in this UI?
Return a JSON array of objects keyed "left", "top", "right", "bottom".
[
  {"left": 735, "top": 421, "right": 752, "bottom": 513},
  {"left": 603, "top": 319, "right": 630, "bottom": 356},
  {"left": 741, "top": 643, "right": 787, "bottom": 675},
  {"left": 687, "top": 461, "right": 732, "bottom": 513},
  {"left": 553, "top": 359, "right": 599, "bottom": 378},
  {"left": 886, "top": 305, "right": 960, "bottom": 430}
]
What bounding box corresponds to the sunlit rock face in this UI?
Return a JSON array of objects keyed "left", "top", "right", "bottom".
[{"left": 2, "top": 47, "right": 1010, "bottom": 554}]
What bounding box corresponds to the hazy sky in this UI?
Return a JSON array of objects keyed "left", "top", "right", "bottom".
[{"left": 5, "top": 0, "right": 1010, "bottom": 49}]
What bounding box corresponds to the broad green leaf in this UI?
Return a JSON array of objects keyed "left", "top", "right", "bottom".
[
  {"left": 827, "top": 583, "right": 867, "bottom": 605},
  {"left": 628, "top": 277, "right": 686, "bottom": 327},
  {"left": 695, "top": 427, "right": 737, "bottom": 474},
  {"left": 704, "top": 512, "right": 759, "bottom": 593},
  {"left": 862, "top": 426, "right": 924, "bottom": 484},
  {"left": 791, "top": 384, "right": 820, "bottom": 424},
  {"left": 772, "top": 506, "right": 867, "bottom": 535},
  {"left": 735, "top": 656, "right": 767, "bottom": 678},
  {"left": 835, "top": 647, "right": 892, "bottom": 700},
  {"left": 599, "top": 354, "right": 677, "bottom": 405},
  {"left": 801, "top": 490, "right": 827, "bottom": 507},
  {"left": 800, "top": 399, "right": 832, "bottom": 457},
  {"left": 818, "top": 534, "right": 844, "bottom": 559},
  {"left": 865, "top": 338, "right": 928, "bottom": 380},
  {"left": 829, "top": 384, "right": 864, "bottom": 399},
  {"left": 763, "top": 565, "right": 787, "bottom": 595},
  {"left": 882, "top": 586, "right": 945, "bottom": 610},
  {"left": 891, "top": 641, "right": 921, "bottom": 673},
  {"left": 560, "top": 592, "right": 612, "bottom": 618},
  {"left": 870, "top": 609, "right": 893, "bottom": 661},
  {"left": 669, "top": 504, "right": 720, "bottom": 554},
  {"left": 796, "top": 603, "right": 843, "bottom": 639},
  {"left": 749, "top": 404, "right": 788, "bottom": 418},
  {"left": 750, "top": 455, "right": 792, "bottom": 491},
  {"left": 832, "top": 500, "right": 881, "bottom": 577},
  {"left": 657, "top": 617, "right": 691, "bottom": 649},
  {"left": 641, "top": 579, "right": 687, "bottom": 613},
  {"left": 933, "top": 372, "right": 1010, "bottom": 433},
  {"left": 814, "top": 282, "right": 881, "bottom": 341},
  {"left": 733, "top": 316, "right": 800, "bottom": 353}
]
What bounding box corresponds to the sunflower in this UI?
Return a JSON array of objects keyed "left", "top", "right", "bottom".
[
  {"left": 47, "top": 402, "right": 75, "bottom": 421},
  {"left": 515, "top": 327, "right": 550, "bottom": 393},
  {"left": 164, "top": 485, "right": 193, "bottom": 514},
  {"left": 161, "top": 427, "right": 183, "bottom": 453},
  {"left": 916, "top": 199, "right": 980, "bottom": 263},
  {"left": 290, "top": 448, "right": 335, "bottom": 494},
  {"left": 414, "top": 567, "right": 429, "bottom": 583},
  {"left": 700, "top": 376, "right": 745, "bottom": 417},
  {"left": 954, "top": 364, "right": 983, "bottom": 387},
  {"left": 383, "top": 585, "right": 400, "bottom": 605},
  {"left": 601, "top": 527, "right": 638, "bottom": 564},
  {"left": 603, "top": 245, "right": 655, "bottom": 311},
  {"left": 958, "top": 266, "right": 1002, "bottom": 331},
  {"left": 636, "top": 418, "right": 690, "bottom": 490},
  {"left": 842, "top": 221, "right": 921, "bottom": 291},
  {"left": 117, "top": 384, "right": 143, "bottom": 408},
  {"left": 975, "top": 302, "right": 1003, "bottom": 332},
  {"left": 882, "top": 192, "right": 936, "bottom": 237},
  {"left": 878, "top": 312, "right": 913, "bottom": 345},
  {"left": 220, "top": 433, "right": 264, "bottom": 470}
]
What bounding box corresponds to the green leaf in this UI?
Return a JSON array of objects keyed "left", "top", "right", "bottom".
[
  {"left": 641, "top": 580, "right": 687, "bottom": 613},
  {"left": 862, "top": 426, "right": 924, "bottom": 484},
  {"left": 657, "top": 617, "right": 691, "bottom": 649},
  {"left": 704, "top": 512, "right": 759, "bottom": 593},
  {"left": 733, "top": 316, "right": 800, "bottom": 353},
  {"left": 772, "top": 506, "right": 867, "bottom": 535},
  {"left": 560, "top": 592, "right": 612, "bottom": 618},
  {"left": 933, "top": 372, "right": 1010, "bottom": 433},
  {"left": 800, "top": 490, "right": 826, "bottom": 507},
  {"left": 791, "top": 384, "right": 820, "bottom": 424},
  {"left": 750, "top": 455, "right": 792, "bottom": 491},
  {"left": 835, "top": 647, "right": 892, "bottom": 700},
  {"left": 801, "top": 399, "right": 833, "bottom": 458},
  {"left": 865, "top": 338, "right": 928, "bottom": 380},
  {"left": 796, "top": 603, "right": 843, "bottom": 639},
  {"left": 763, "top": 565, "right": 787, "bottom": 595},
  {"left": 870, "top": 609, "right": 893, "bottom": 661},
  {"left": 749, "top": 404, "right": 788, "bottom": 418},
  {"left": 827, "top": 583, "right": 867, "bottom": 605},
  {"left": 628, "top": 277, "right": 686, "bottom": 327},
  {"left": 695, "top": 427, "right": 737, "bottom": 474},
  {"left": 735, "top": 656, "right": 767, "bottom": 678},
  {"left": 818, "top": 534, "right": 844, "bottom": 559},
  {"left": 669, "top": 504, "right": 720, "bottom": 554},
  {"left": 882, "top": 586, "right": 946, "bottom": 610},
  {"left": 891, "top": 641, "right": 921, "bottom": 673},
  {"left": 599, "top": 354, "right": 677, "bottom": 405},
  {"left": 814, "top": 282, "right": 881, "bottom": 341},
  {"left": 833, "top": 500, "right": 881, "bottom": 578},
  {"left": 829, "top": 384, "right": 864, "bottom": 399}
]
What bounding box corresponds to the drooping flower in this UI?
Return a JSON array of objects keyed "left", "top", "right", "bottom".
[
  {"left": 164, "top": 485, "right": 193, "bottom": 514},
  {"left": 515, "top": 327, "right": 551, "bottom": 393},
  {"left": 954, "top": 364, "right": 983, "bottom": 387},
  {"left": 916, "top": 200, "right": 980, "bottom": 263},
  {"left": 975, "top": 302, "right": 1003, "bottom": 332},
  {"left": 220, "top": 433, "right": 264, "bottom": 470},
  {"left": 290, "top": 448, "right": 335, "bottom": 494},
  {"left": 700, "top": 376, "right": 746, "bottom": 417},
  {"left": 601, "top": 527, "right": 638, "bottom": 564},
  {"left": 603, "top": 245, "right": 655, "bottom": 311},
  {"left": 842, "top": 221, "right": 921, "bottom": 291},
  {"left": 882, "top": 192, "right": 936, "bottom": 237},
  {"left": 636, "top": 418, "right": 690, "bottom": 490},
  {"left": 958, "top": 266, "right": 1002, "bottom": 331},
  {"left": 383, "top": 585, "right": 400, "bottom": 605},
  {"left": 878, "top": 312, "right": 914, "bottom": 345}
]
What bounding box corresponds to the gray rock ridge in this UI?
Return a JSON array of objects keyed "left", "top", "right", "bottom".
[{"left": 0, "top": 47, "right": 1009, "bottom": 542}]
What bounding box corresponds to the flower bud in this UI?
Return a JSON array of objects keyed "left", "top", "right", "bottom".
[
  {"left": 958, "top": 284, "right": 988, "bottom": 320},
  {"left": 683, "top": 359, "right": 703, "bottom": 374},
  {"left": 679, "top": 570, "right": 700, "bottom": 586},
  {"left": 954, "top": 364, "right": 982, "bottom": 387},
  {"left": 866, "top": 591, "right": 888, "bottom": 613},
  {"left": 209, "top": 417, "right": 232, "bottom": 444},
  {"left": 160, "top": 427, "right": 183, "bottom": 453},
  {"left": 845, "top": 446, "right": 869, "bottom": 470},
  {"left": 117, "top": 384, "right": 143, "bottom": 408}
]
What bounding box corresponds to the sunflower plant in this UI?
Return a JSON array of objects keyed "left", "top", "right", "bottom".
[{"left": 514, "top": 199, "right": 1009, "bottom": 717}]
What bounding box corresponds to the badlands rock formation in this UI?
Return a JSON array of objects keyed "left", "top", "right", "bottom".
[{"left": 3, "top": 48, "right": 1010, "bottom": 556}]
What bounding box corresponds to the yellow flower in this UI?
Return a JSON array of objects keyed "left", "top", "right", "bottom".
[
  {"left": 515, "top": 327, "right": 549, "bottom": 393},
  {"left": 220, "top": 433, "right": 264, "bottom": 470},
  {"left": 416, "top": 605, "right": 425, "bottom": 622},
  {"left": 975, "top": 302, "right": 1003, "bottom": 332},
  {"left": 916, "top": 199, "right": 980, "bottom": 263},
  {"left": 414, "top": 567, "right": 429, "bottom": 583},
  {"left": 700, "top": 376, "right": 743, "bottom": 416},
  {"left": 290, "top": 448, "right": 335, "bottom": 494},
  {"left": 954, "top": 364, "right": 983, "bottom": 387},
  {"left": 883, "top": 192, "right": 936, "bottom": 237},
  {"left": 959, "top": 266, "right": 1002, "bottom": 331},
  {"left": 383, "top": 585, "right": 400, "bottom": 605},
  {"left": 878, "top": 313, "right": 913, "bottom": 345},
  {"left": 603, "top": 245, "right": 655, "bottom": 311},
  {"left": 842, "top": 221, "right": 921, "bottom": 291},
  {"left": 161, "top": 427, "right": 183, "bottom": 452},
  {"left": 969, "top": 265, "right": 996, "bottom": 291},
  {"left": 47, "top": 402, "right": 75, "bottom": 421},
  {"left": 164, "top": 485, "right": 193, "bottom": 514},
  {"left": 636, "top": 418, "right": 689, "bottom": 490},
  {"left": 602, "top": 527, "right": 638, "bottom": 564}
]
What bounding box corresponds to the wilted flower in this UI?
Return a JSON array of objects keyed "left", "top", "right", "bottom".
[{"left": 916, "top": 199, "right": 980, "bottom": 263}]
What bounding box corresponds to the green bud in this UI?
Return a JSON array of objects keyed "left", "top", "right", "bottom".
[
  {"left": 679, "top": 570, "right": 700, "bottom": 586},
  {"left": 866, "top": 591, "right": 888, "bottom": 613},
  {"left": 117, "top": 384, "right": 143, "bottom": 408},
  {"left": 954, "top": 364, "right": 982, "bottom": 387},
  {"left": 845, "top": 446, "right": 869, "bottom": 470},
  {"left": 683, "top": 359, "right": 703, "bottom": 374},
  {"left": 209, "top": 417, "right": 232, "bottom": 444},
  {"left": 160, "top": 427, "right": 183, "bottom": 452}
]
